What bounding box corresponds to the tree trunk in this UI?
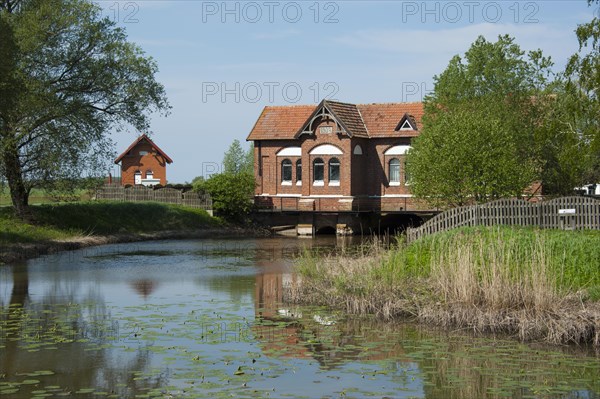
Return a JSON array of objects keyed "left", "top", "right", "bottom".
[{"left": 2, "top": 140, "right": 32, "bottom": 221}]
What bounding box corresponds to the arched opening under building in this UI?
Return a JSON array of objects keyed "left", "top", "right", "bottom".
[
  {"left": 315, "top": 225, "right": 337, "bottom": 235},
  {"left": 377, "top": 214, "right": 424, "bottom": 235}
]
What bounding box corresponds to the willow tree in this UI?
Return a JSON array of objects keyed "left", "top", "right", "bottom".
[
  {"left": 407, "top": 35, "right": 554, "bottom": 208},
  {"left": 0, "top": 0, "right": 169, "bottom": 219}
]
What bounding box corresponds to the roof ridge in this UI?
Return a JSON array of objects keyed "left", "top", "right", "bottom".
[
  {"left": 357, "top": 101, "right": 423, "bottom": 106},
  {"left": 354, "top": 105, "right": 369, "bottom": 137},
  {"left": 263, "top": 104, "right": 318, "bottom": 108},
  {"left": 115, "top": 133, "right": 173, "bottom": 164},
  {"left": 323, "top": 99, "right": 359, "bottom": 107}
]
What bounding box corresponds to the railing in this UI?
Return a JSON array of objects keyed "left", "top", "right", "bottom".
[
  {"left": 406, "top": 196, "right": 600, "bottom": 243},
  {"left": 254, "top": 196, "right": 434, "bottom": 213},
  {"left": 95, "top": 185, "right": 212, "bottom": 210}
]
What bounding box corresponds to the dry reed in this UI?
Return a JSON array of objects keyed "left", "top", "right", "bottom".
[{"left": 290, "top": 228, "right": 600, "bottom": 346}]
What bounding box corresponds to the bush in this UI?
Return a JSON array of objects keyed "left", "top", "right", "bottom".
[{"left": 197, "top": 172, "right": 255, "bottom": 223}]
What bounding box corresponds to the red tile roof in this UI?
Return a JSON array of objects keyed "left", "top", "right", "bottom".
[
  {"left": 115, "top": 134, "right": 173, "bottom": 164},
  {"left": 323, "top": 101, "right": 369, "bottom": 138},
  {"left": 247, "top": 101, "right": 424, "bottom": 140},
  {"left": 246, "top": 105, "right": 315, "bottom": 141},
  {"left": 358, "top": 102, "right": 424, "bottom": 137}
]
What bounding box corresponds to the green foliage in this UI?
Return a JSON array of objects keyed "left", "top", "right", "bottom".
[
  {"left": 194, "top": 139, "right": 256, "bottom": 223},
  {"left": 196, "top": 172, "right": 255, "bottom": 223},
  {"left": 0, "top": 0, "right": 169, "bottom": 217},
  {"left": 564, "top": 0, "right": 600, "bottom": 184},
  {"left": 223, "top": 140, "right": 253, "bottom": 175},
  {"left": 408, "top": 35, "right": 552, "bottom": 207},
  {"left": 380, "top": 226, "right": 600, "bottom": 296},
  {"left": 297, "top": 226, "right": 600, "bottom": 300},
  {"left": 408, "top": 106, "right": 538, "bottom": 207},
  {"left": 534, "top": 82, "right": 595, "bottom": 194}
]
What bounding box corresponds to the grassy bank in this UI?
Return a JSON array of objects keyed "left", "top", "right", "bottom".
[
  {"left": 0, "top": 202, "right": 225, "bottom": 263},
  {"left": 292, "top": 226, "right": 600, "bottom": 346}
]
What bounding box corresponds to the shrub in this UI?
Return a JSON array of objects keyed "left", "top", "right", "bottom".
[{"left": 197, "top": 172, "right": 255, "bottom": 223}]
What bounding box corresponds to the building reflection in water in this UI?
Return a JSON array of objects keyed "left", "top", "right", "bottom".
[
  {"left": 130, "top": 279, "right": 158, "bottom": 299},
  {"left": 253, "top": 268, "right": 409, "bottom": 369}
]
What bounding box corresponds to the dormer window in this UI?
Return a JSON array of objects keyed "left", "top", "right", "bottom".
[
  {"left": 395, "top": 113, "right": 417, "bottom": 131},
  {"left": 139, "top": 151, "right": 148, "bottom": 156},
  {"left": 399, "top": 120, "right": 413, "bottom": 130}
]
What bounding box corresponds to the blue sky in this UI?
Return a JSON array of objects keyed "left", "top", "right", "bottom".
[{"left": 99, "top": 0, "right": 598, "bottom": 183}]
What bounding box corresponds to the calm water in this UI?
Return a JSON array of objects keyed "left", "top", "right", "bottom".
[{"left": 1, "top": 237, "right": 599, "bottom": 398}]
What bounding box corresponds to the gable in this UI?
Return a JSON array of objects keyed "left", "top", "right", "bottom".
[
  {"left": 115, "top": 134, "right": 173, "bottom": 164},
  {"left": 295, "top": 100, "right": 369, "bottom": 139}
]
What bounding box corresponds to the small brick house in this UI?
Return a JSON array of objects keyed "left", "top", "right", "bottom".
[
  {"left": 246, "top": 100, "right": 426, "bottom": 212},
  {"left": 115, "top": 134, "right": 173, "bottom": 186}
]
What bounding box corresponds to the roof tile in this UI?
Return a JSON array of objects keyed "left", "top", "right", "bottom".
[{"left": 247, "top": 101, "right": 424, "bottom": 140}]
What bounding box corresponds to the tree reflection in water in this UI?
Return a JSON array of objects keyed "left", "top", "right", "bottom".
[{"left": 1, "top": 264, "right": 167, "bottom": 397}]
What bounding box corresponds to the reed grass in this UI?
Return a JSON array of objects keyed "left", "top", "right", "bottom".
[{"left": 292, "top": 226, "right": 600, "bottom": 346}]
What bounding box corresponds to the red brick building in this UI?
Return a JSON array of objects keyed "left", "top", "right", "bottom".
[
  {"left": 246, "top": 100, "right": 427, "bottom": 213},
  {"left": 115, "top": 134, "right": 173, "bottom": 186}
]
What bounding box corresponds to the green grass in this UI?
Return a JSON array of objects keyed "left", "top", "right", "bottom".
[
  {"left": 0, "top": 188, "right": 92, "bottom": 206},
  {"left": 0, "top": 201, "right": 221, "bottom": 244},
  {"left": 381, "top": 226, "right": 600, "bottom": 294},
  {"left": 294, "top": 226, "right": 600, "bottom": 345},
  {"left": 298, "top": 226, "right": 600, "bottom": 301}
]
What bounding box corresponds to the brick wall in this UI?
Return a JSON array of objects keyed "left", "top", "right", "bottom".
[
  {"left": 253, "top": 122, "right": 416, "bottom": 207},
  {"left": 120, "top": 141, "right": 169, "bottom": 185}
]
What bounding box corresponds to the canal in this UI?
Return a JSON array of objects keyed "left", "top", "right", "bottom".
[{"left": 1, "top": 237, "right": 599, "bottom": 398}]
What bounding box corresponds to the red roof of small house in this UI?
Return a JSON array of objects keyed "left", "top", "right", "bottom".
[
  {"left": 114, "top": 134, "right": 173, "bottom": 164},
  {"left": 246, "top": 101, "right": 424, "bottom": 141}
]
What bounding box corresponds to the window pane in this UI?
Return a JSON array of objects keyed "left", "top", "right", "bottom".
[
  {"left": 296, "top": 160, "right": 302, "bottom": 181},
  {"left": 282, "top": 159, "right": 292, "bottom": 182},
  {"left": 389, "top": 158, "right": 400, "bottom": 183},
  {"left": 329, "top": 158, "right": 340, "bottom": 182},
  {"left": 313, "top": 158, "right": 324, "bottom": 181}
]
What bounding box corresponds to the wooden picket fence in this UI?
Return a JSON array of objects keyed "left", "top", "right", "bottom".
[
  {"left": 95, "top": 185, "right": 212, "bottom": 210},
  {"left": 406, "top": 196, "right": 600, "bottom": 243}
]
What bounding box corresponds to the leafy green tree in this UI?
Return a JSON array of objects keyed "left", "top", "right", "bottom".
[
  {"left": 196, "top": 172, "right": 255, "bottom": 223},
  {"left": 196, "top": 140, "right": 256, "bottom": 222},
  {"left": 407, "top": 35, "right": 554, "bottom": 208},
  {"left": 0, "top": 0, "right": 169, "bottom": 219},
  {"left": 535, "top": 81, "right": 595, "bottom": 194},
  {"left": 244, "top": 143, "right": 254, "bottom": 174},
  {"left": 408, "top": 107, "right": 539, "bottom": 208},
  {"left": 223, "top": 139, "right": 253, "bottom": 174},
  {"left": 564, "top": 0, "right": 600, "bottom": 184}
]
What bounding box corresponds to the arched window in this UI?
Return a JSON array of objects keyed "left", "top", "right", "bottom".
[
  {"left": 313, "top": 158, "right": 324, "bottom": 184},
  {"left": 296, "top": 160, "right": 302, "bottom": 184},
  {"left": 329, "top": 158, "right": 340, "bottom": 185},
  {"left": 389, "top": 158, "right": 400, "bottom": 184},
  {"left": 281, "top": 159, "right": 292, "bottom": 183},
  {"left": 146, "top": 170, "right": 154, "bottom": 179},
  {"left": 134, "top": 171, "right": 142, "bottom": 185}
]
